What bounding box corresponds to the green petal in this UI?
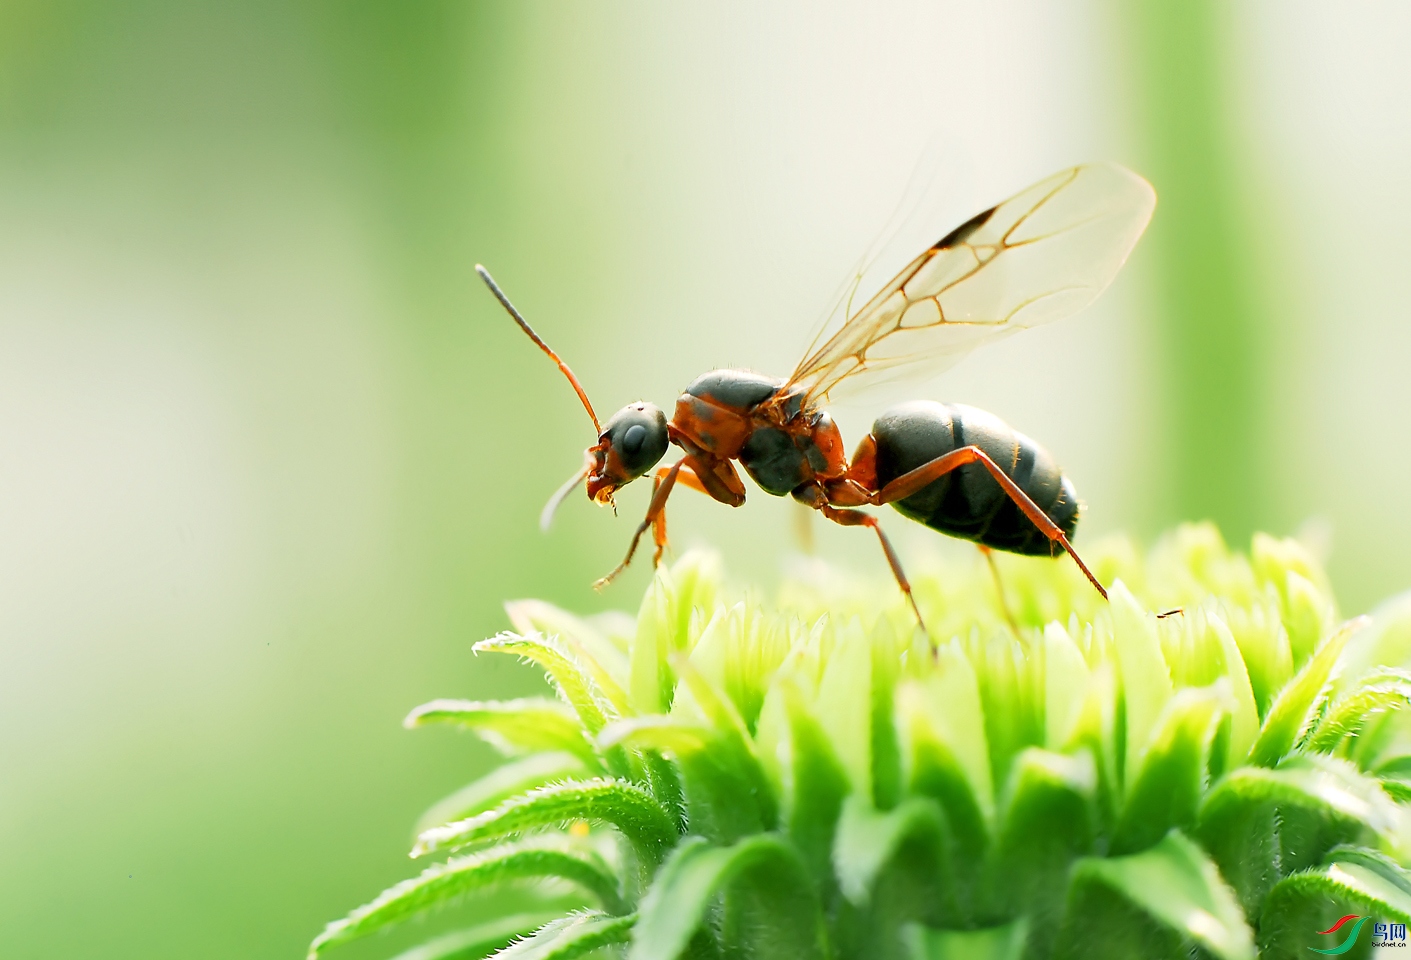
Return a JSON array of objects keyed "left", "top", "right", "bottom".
[
  {"left": 505, "top": 598, "right": 632, "bottom": 712},
  {"left": 308, "top": 842, "right": 622, "bottom": 957},
  {"left": 414, "top": 752, "right": 589, "bottom": 836},
  {"left": 600, "top": 712, "right": 774, "bottom": 844},
  {"left": 492, "top": 912, "right": 637, "bottom": 960},
  {"left": 385, "top": 914, "right": 562, "bottom": 960},
  {"left": 984, "top": 748, "right": 1096, "bottom": 928},
  {"left": 897, "top": 679, "right": 990, "bottom": 889},
  {"left": 1196, "top": 755, "right": 1398, "bottom": 918},
  {"left": 630, "top": 570, "right": 680, "bottom": 715},
  {"left": 1259, "top": 848, "right": 1411, "bottom": 957},
  {"left": 1309, "top": 669, "right": 1411, "bottom": 754},
  {"left": 1112, "top": 683, "right": 1231, "bottom": 854},
  {"left": 1248, "top": 617, "right": 1365, "bottom": 767},
  {"left": 629, "top": 835, "right": 826, "bottom": 960},
  {"left": 756, "top": 676, "right": 849, "bottom": 888},
  {"left": 474, "top": 633, "right": 610, "bottom": 735},
  {"left": 833, "top": 795, "right": 949, "bottom": 908},
  {"left": 816, "top": 620, "right": 874, "bottom": 798},
  {"left": 414, "top": 779, "right": 678, "bottom": 865},
  {"left": 1056, "top": 830, "right": 1254, "bottom": 960},
  {"left": 1108, "top": 580, "right": 1174, "bottom": 784},
  {"left": 405, "top": 698, "right": 600, "bottom": 769},
  {"left": 904, "top": 919, "right": 1027, "bottom": 960}
]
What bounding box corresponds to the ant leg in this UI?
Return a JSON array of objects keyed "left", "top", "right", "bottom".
[
  {"left": 594, "top": 460, "right": 684, "bottom": 591},
  {"left": 817, "top": 503, "right": 926, "bottom": 631},
  {"left": 649, "top": 461, "right": 711, "bottom": 566},
  {"left": 978, "top": 544, "right": 1019, "bottom": 633},
  {"left": 872, "top": 446, "right": 1108, "bottom": 601}
]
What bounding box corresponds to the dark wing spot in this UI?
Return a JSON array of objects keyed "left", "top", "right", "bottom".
[{"left": 934, "top": 205, "right": 997, "bottom": 250}]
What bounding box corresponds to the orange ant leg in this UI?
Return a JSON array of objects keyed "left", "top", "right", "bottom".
[
  {"left": 594, "top": 460, "right": 685, "bottom": 590},
  {"left": 815, "top": 501, "right": 926, "bottom": 632},
  {"left": 871, "top": 445, "right": 1108, "bottom": 601},
  {"left": 978, "top": 544, "right": 1020, "bottom": 633},
  {"left": 648, "top": 462, "right": 712, "bottom": 566}
]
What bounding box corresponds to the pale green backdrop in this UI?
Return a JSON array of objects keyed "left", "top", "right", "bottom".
[{"left": 3, "top": 2, "right": 1410, "bottom": 957}]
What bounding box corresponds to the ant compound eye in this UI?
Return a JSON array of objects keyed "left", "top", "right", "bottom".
[{"left": 601, "top": 402, "right": 669, "bottom": 480}]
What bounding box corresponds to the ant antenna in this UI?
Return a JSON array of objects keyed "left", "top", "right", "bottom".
[{"left": 476, "top": 264, "right": 602, "bottom": 434}]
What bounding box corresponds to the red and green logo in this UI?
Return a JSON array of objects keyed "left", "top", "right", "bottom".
[{"left": 1311, "top": 915, "right": 1370, "bottom": 955}]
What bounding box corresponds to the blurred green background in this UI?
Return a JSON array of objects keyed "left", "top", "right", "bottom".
[{"left": 3, "top": 2, "right": 1410, "bottom": 957}]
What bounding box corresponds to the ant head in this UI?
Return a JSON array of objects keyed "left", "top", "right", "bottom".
[
  {"left": 474, "top": 265, "right": 676, "bottom": 530},
  {"left": 586, "top": 402, "right": 669, "bottom": 505}
]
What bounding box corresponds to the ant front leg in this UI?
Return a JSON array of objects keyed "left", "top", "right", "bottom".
[
  {"left": 594, "top": 460, "right": 685, "bottom": 591},
  {"left": 594, "top": 455, "right": 743, "bottom": 591},
  {"left": 870, "top": 445, "right": 1108, "bottom": 600}
]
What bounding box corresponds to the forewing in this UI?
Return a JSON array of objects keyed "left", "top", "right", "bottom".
[{"left": 786, "top": 163, "right": 1155, "bottom": 401}]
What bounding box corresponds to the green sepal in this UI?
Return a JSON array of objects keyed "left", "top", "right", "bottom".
[
  {"left": 1259, "top": 847, "right": 1411, "bottom": 958},
  {"left": 413, "top": 752, "right": 589, "bottom": 835},
  {"left": 1196, "top": 754, "right": 1398, "bottom": 918},
  {"left": 384, "top": 913, "right": 562, "bottom": 960},
  {"left": 1055, "top": 830, "right": 1254, "bottom": 960},
  {"left": 1249, "top": 617, "right": 1363, "bottom": 767},
  {"left": 491, "top": 911, "right": 637, "bottom": 960},
  {"left": 405, "top": 698, "right": 601, "bottom": 770},
  {"left": 307, "top": 841, "right": 623, "bottom": 957},
  {"left": 1111, "top": 682, "right": 1231, "bottom": 854},
  {"left": 628, "top": 834, "right": 827, "bottom": 960},
  {"left": 413, "top": 779, "right": 678, "bottom": 866}
]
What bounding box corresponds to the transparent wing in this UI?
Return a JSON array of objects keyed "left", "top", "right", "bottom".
[{"left": 786, "top": 163, "right": 1155, "bottom": 402}]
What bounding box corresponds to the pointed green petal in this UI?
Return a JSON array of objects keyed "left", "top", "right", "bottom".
[
  {"left": 414, "top": 779, "right": 677, "bottom": 865},
  {"left": 1112, "top": 683, "right": 1231, "bottom": 854},
  {"left": 308, "top": 842, "right": 622, "bottom": 957},
  {"left": 904, "top": 920, "right": 1027, "bottom": 960},
  {"left": 474, "top": 633, "right": 610, "bottom": 735},
  {"left": 1108, "top": 580, "right": 1174, "bottom": 783},
  {"left": 385, "top": 914, "right": 561, "bottom": 960},
  {"left": 1249, "top": 617, "right": 1365, "bottom": 767},
  {"left": 1259, "top": 848, "right": 1411, "bottom": 956},
  {"left": 984, "top": 748, "right": 1096, "bottom": 928},
  {"left": 1197, "top": 755, "right": 1398, "bottom": 918},
  {"left": 629, "top": 835, "right": 826, "bottom": 960},
  {"left": 833, "top": 795, "right": 949, "bottom": 908},
  {"left": 756, "top": 676, "right": 849, "bottom": 887},
  {"left": 414, "top": 752, "right": 589, "bottom": 835},
  {"left": 1057, "top": 830, "right": 1254, "bottom": 960},
  {"left": 492, "top": 912, "right": 637, "bottom": 960},
  {"left": 405, "top": 698, "right": 600, "bottom": 769}
]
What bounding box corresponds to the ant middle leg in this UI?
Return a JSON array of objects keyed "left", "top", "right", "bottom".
[
  {"left": 978, "top": 544, "right": 1020, "bottom": 633},
  {"left": 810, "top": 499, "right": 926, "bottom": 631},
  {"left": 869, "top": 446, "right": 1108, "bottom": 601}
]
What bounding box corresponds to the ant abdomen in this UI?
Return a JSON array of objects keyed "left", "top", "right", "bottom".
[{"left": 870, "top": 401, "right": 1080, "bottom": 555}]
